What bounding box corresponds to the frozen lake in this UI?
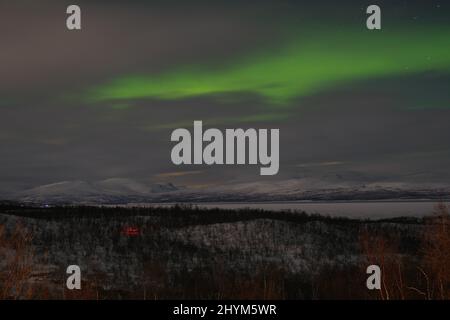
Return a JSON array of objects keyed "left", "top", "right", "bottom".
[{"left": 141, "top": 200, "right": 450, "bottom": 219}]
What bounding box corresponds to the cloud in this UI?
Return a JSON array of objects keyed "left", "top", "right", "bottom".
[
  {"left": 155, "top": 170, "right": 204, "bottom": 178},
  {"left": 296, "top": 161, "right": 345, "bottom": 168},
  {"left": 142, "top": 112, "right": 290, "bottom": 131}
]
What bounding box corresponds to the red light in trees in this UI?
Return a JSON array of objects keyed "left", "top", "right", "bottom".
[{"left": 122, "top": 226, "right": 140, "bottom": 237}]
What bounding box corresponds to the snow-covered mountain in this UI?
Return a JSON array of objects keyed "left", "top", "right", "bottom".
[
  {"left": 10, "top": 175, "right": 450, "bottom": 205},
  {"left": 14, "top": 178, "right": 179, "bottom": 204},
  {"left": 153, "top": 179, "right": 450, "bottom": 203}
]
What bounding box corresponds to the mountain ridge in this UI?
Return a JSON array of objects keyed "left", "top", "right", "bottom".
[{"left": 8, "top": 177, "right": 450, "bottom": 205}]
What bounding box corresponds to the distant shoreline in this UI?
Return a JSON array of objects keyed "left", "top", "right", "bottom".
[{"left": 130, "top": 198, "right": 450, "bottom": 204}]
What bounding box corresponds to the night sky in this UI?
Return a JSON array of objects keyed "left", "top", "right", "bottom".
[{"left": 0, "top": 0, "right": 449, "bottom": 196}]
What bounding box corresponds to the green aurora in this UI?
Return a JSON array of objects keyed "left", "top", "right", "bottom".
[{"left": 86, "top": 25, "right": 450, "bottom": 110}]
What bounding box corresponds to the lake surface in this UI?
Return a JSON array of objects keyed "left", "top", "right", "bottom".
[{"left": 141, "top": 201, "right": 450, "bottom": 219}]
